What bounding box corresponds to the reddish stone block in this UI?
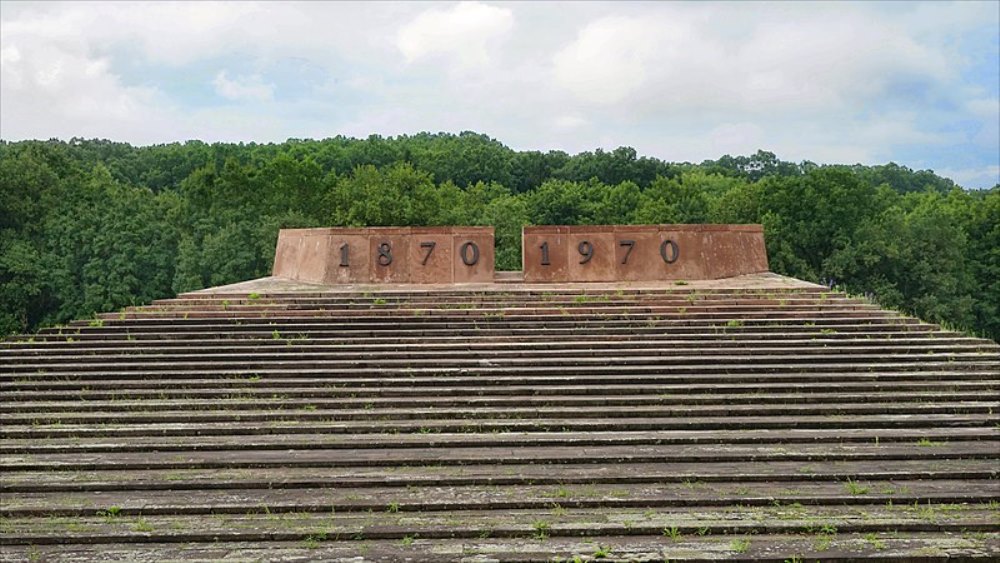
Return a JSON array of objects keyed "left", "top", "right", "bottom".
[
  {"left": 323, "top": 232, "right": 370, "bottom": 284},
  {"left": 272, "top": 226, "right": 494, "bottom": 284},
  {"left": 369, "top": 229, "right": 411, "bottom": 284},
  {"left": 657, "top": 228, "right": 706, "bottom": 281},
  {"left": 452, "top": 228, "right": 495, "bottom": 284},
  {"left": 612, "top": 226, "right": 663, "bottom": 282},
  {"left": 522, "top": 226, "right": 571, "bottom": 282},
  {"left": 407, "top": 228, "right": 454, "bottom": 284},
  {"left": 565, "top": 228, "right": 615, "bottom": 282},
  {"left": 271, "top": 229, "right": 303, "bottom": 280},
  {"left": 523, "top": 224, "right": 768, "bottom": 282}
]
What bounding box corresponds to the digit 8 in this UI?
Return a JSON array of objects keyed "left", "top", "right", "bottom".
[{"left": 377, "top": 242, "right": 393, "bottom": 266}]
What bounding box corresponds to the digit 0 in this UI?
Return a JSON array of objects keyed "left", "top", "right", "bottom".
[
  {"left": 377, "top": 242, "right": 393, "bottom": 266},
  {"left": 660, "top": 239, "right": 679, "bottom": 263},
  {"left": 460, "top": 241, "right": 480, "bottom": 266}
]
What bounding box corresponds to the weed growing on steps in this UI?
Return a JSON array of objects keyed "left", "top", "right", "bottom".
[
  {"left": 809, "top": 523, "right": 838, "bottom": 550},
  {"left": 663, "top": 525, "right": 682, "bottom": 541},
  {"left": 96, "top": 506, "right": 122, "bottom": 523},
  {"left": 844, "top": 479, "right": 870, "bottom": 495},
  {"left": 591, "top": 544, "right": 611, "bottom": 558},
  {"left": 531, "top": 519, "right": 550, "bottom": 540},
  {"left": 730, "top": 537, "right": 751, "bottom": 553},
  {"left": 863, "top": 532, "right": 887, "bottom": 550},
  {"left": 302, "top": 531, "right": 326, "bottom": 548}
]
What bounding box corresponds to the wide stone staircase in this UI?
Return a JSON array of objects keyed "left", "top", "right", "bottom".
[{"left": 1, "top": 275, "right": 998, "bottom": 561}]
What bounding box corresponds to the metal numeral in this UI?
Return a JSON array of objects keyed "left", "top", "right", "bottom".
[
  {"left": 460, "top": 241, "right": 480, "bottom": 266},
  {"left": 619, "top": 239, "right": 635, "bottom": 264},
  {"left": 377, "top": 242, "right": 393, "bottom": 266},
  {"left": 420, "top": 241, "right": 436, "bottom": 265},
  {"left": 660, "top": 239, "right": 679, "bottom": 264},
  {"left": 578, "top": 240, "right": 594, "bottom": 264},
  {"left": 339, "top": 243, "right": 349, "bottom": 267}
]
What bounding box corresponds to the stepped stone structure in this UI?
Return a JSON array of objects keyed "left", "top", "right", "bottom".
[{"left": 1, "top": 226, "right": 999, "bottom": 561}]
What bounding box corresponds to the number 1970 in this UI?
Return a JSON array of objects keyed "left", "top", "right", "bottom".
[{"left": 539, "top": 239, "right": 679, "bottom": 265}]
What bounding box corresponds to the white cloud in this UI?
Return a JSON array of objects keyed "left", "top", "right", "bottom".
[
  {"left": 706, "top": 123, "right": 765, "bottom": 157},
  {"left": 553, "top": 115, "right": 588, "bottom": 130},
  {"left": 552, "top": 6, "right": 954, "bottom": 116},
  {"left": 0, "top": 33, "right": 173, "bottom": 142},
  {"left": 966, "top": 98, "right": 999, "bottom": 119},
  {"left": 212, "top": 71, "right": 275, "bottom": 102},
  {"left": 0, "top": 0, "right": 996, "bottom": 188},
  {"left": 936, "top": 165, "right": 1000, "bottom": 189},
  {"left": 552, "top": 16, "right": 665, "bottom": 105},
  {"left": 397, "top": 1, "right": 513, "bottom": 67}
]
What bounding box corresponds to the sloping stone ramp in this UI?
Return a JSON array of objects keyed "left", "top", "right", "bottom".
[{"left": 1, "top": 274, "right": 998, "bottom": 561}]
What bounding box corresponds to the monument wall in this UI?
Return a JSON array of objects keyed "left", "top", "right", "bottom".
[
  {"left": 522, "top": 224, "right": 768, "bottom": 282},
  {"left": 273, "top": 227, "right": 495, "bottom": 285},
  {"left": 272, "top": 224, "right": 768, "bottom": 284}
]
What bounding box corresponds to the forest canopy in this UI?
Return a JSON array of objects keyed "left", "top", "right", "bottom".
[{"left": 1, "top": 132, "right": 997, "bottom": 340}]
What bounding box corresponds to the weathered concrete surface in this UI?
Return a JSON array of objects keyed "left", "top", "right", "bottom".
[
  {"left": 2, "top": 274, "right": 998, "bottom": 561},
  {"left": 272, "top": 227, "right": 495, "bottom": 285},
  {"left": 523, "top": 225, "right": 768, "bottom": 282}
]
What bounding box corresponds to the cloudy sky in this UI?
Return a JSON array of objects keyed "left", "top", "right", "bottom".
[{"left": 1, "top": 1, "right": 998, "bottom": 188}]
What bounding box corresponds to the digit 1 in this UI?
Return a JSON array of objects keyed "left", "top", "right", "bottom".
[
  {"left": 540, "top": 242, "right": 550, "bottom": 266},
  {"left": 339, "top": 243, "right": 349, "bottom": 267}
]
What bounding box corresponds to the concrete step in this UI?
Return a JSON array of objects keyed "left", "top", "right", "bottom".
[
  {"left": 5, "top": 533, "right": 995, "bottom": 561},
  {"left": 3, "top": 391, "right": 993, "bottom": 414},
  {"left": 5, "top": 441, "right": 998, "bottom": 471},
  {"left": 6, "top": 458, "right": 996, "bottom": 492},
  {"left": 2, "top": 277, "right": 997, "bottom": 560},
  {"left": 6, "top": 371, "right": 997, "bottom": 395},
  {"left": 6, "top": 381, "right": 994, "bottom": 404}
]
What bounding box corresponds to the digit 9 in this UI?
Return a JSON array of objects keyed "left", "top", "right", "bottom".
[{"left": 577, "top": 240, "right": 594, "bottom": 264}]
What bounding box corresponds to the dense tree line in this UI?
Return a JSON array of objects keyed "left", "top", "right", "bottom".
[{"left": 1, "top": 133, "right": 997, "bottom": 340}]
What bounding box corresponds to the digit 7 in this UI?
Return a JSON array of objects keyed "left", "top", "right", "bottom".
[
  {"left": 618, "top": 239, "right": 635, "bottom": 264},
  {"left": 419, "top": 241, "right": 436, "bottom": 265}
]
